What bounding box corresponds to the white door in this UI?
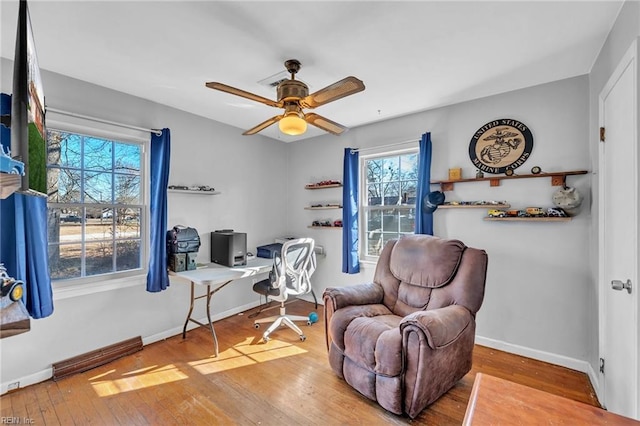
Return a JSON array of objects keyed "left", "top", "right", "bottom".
[{"left": 599, "top": 39, "right": 639, "bottom": 419}]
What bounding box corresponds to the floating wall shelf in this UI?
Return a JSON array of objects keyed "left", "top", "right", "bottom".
[
  {"left": 0, "top": 173, "right": 21, "bottom": 199},
  {"left": 304, "top": 206, "right": 342, "bottom": 210},
  {"left": 440, "top": 203, "right": 510, "bottom": 209},
  {"left": 168, "top": 189, "right": 220, "bottom": 195},
  {"left": 484, "top": 217, "right": 572, "bottom": 222},
  {"left": 305, "top": 184, "right": 342, "bottom": 190},
  {"left": 431, "top": 170, "right": 588, "bottom": 191}
]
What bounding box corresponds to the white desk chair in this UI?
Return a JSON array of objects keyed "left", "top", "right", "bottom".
[{"left": 252, "top": 238, "right": 316, "bottom": 342}]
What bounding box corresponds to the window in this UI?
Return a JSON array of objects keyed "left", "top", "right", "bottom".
[
  {"left": 361, "top": 150, "right": 418, "bottom": 259},
  {"left": 46, "top": 129, "right": 144, "bottom": 281}
]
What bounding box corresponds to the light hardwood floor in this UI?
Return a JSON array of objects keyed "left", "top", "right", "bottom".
[{"left": 1, "top": 300, "right": 599, "bottom": 425}]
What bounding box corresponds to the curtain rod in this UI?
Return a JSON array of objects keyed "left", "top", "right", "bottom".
[
  {"left": 47, "top": 107, "right": 162, "bottom": 136},
  {"left": 350, "top": 138, "right": 418, "bottom": 153}
]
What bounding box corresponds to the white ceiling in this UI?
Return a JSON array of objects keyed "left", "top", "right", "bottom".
[{"left": 0, "top": 1, "right": 624, "bottom": 142}]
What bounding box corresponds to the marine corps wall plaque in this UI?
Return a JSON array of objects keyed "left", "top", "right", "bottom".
[{"left": 468, "top": 118, "right": 534, "bottom": 174}]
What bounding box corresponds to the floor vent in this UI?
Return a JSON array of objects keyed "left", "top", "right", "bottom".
[{"left": 52, "top": 336, "right": 143, "bottom": 381}]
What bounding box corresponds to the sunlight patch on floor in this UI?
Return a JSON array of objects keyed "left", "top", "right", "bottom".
[
  {"left": 90, "top": 364, "right": 188, "bottom": 397},
  {"left": 187, "top": 336, "right": 308, "bottom": 375}
]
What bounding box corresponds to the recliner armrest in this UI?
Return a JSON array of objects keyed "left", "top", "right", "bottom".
[
  {"left": 399, "top": 305, "right": 472, "bottom": 349},
  {"left": 323, "top": 282, "right": 384, "bottom": 311}
]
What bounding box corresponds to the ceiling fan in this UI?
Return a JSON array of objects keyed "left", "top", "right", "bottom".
[{"left": 206, "top": 59, "right": 365, "bottom": 136}]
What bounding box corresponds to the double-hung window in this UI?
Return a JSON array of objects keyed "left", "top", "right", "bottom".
[
  {"left": 46, "top": 129, "right": 145, "bottom": 281},
  {"left": 361, "top": 150, "right": 418, "bottom": 261}
]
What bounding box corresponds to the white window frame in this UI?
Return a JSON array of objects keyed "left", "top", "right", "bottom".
[
  {"left": 359, "top": 147, "right": 419, "bottom": 263},
  {"left": 45, "top": 118, "right": 150, "bottom": 297}
]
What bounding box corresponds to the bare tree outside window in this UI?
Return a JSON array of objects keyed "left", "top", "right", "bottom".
[
  {"left": 46, "top": 130, "right": 143, "bottom": 280},
  {"left": 363, "top": 151, "right": 418, "bottom": 257}
]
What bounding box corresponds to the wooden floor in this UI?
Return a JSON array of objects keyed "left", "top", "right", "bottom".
[{"left": 1, "top": 300, "right": 599, "bottom": 425}]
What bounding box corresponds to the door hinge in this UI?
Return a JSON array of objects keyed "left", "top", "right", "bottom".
[
  {"left": 600, "top": 127, "right": 606, "bottom": 142},
  {"left": 600, "top": 357, "right": 605, "bottom": 374}
]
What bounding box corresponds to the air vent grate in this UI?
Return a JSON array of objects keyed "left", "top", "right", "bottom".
[{"left": 258, "top": 70, "right": 289, "bottom": 88}]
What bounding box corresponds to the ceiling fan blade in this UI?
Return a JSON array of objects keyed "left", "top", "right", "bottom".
[
  {"left": 305, "top": 113, "right": 348, "bottom": 135},
  {"left": 300, "top": 76, "right": 365, "bottom": 109},
  {"left": 206, "top": 82, "right": 282, "bottom": 108},
  {"left": 243, "top": 115, "right": 283, "bottom": 135}
]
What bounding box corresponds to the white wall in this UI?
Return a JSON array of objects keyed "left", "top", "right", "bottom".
[
  {"left": 0, "top": 58, "right": 290, "bottom": 391},
  {"left": 289, "top": 75, "right": 593, "bottom": 372}
]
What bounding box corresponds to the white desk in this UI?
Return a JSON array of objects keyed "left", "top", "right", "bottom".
[{"left": 169, "top": 258, "right": 273, "bottom": 356}]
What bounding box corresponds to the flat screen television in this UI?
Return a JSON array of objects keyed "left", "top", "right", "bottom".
[{"left": 11, "top": 0, "right": 46, "bottom": 195}]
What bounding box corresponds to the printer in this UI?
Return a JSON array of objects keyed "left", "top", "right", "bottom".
[{"left": 210, "top": 231, "right": 247, "bottom": 267}]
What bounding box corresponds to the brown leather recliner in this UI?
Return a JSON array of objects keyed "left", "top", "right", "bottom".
[{"left": 323, "top": 234, "right": 488, "bottom": 419}]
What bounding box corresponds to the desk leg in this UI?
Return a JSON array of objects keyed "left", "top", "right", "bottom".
[
  {"left": 205, "top": 285, "right": 220, "bottom": 357},
  {"left": 182, "top": 282, "right": 196, "bottom": 339}
]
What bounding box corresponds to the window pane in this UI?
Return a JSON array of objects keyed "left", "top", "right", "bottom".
[
  {"left": 382, "top": 157, "right": 399, "bottom": 182},
  {"left": 366, "top": 159, "right": 383, "bottom": 183},
  {"left": 86, "top": 216, "right": 113, "bottom": 242},
  {"left": 399, "top": 153, "right": 418, "bottom": 180},
  {"left": 48, "top": 208, "right": 82, "bottom": 244},
  {"left": 85, "top": 171, "right": 112, "bottom": 203},
  {"left": 48, "top": 131, "right": 81, "bottom": 168},
  {"left": 115, "top": 174, "right": 140, "bottom": 204},
  {"left": 383, "top": 183, "right": 399, "bottom": 205},
  {"left": 368, "top": 184, "right": 382, "bottom": 206},
  {"left": 400, "top": 208, "right": 415, "bottom": 232},
  {"left": 116, "top": 240, "right": 141, "bottom": 271},
  {"left": 114, "top": 143, "right": 140, "bottom": 174},
  {"left": 85, "top": 242, "right": 114, "bottom": 276},
  {"left": 382, "top": 208, "right": 399, "bottom": 232},
  {"left": 116, "top": 208, "right": 140, "bottom": 238},
  {"left": 49, "top": 243, "right": 82, "bottom": 280},
  {"left": 400, "top": 180, "right": 417, "bottom": 205},
  {"left": 84, "top": 138, "right": 112, "bottom": 171},
  {"left": 48, "top": 168, "right": 81, "bottom": 203}
]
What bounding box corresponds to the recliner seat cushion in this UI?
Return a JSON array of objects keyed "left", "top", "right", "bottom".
[
  {"left": 343, "top": 314, "right": 403, "bottom": 376},
  {"left": 328, "top": 304, "right": 392, "bottom": 351}
]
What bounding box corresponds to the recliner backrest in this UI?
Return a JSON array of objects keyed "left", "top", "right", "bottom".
[{"left": 373, "top": 234, "right": 487, "bottom": 317}]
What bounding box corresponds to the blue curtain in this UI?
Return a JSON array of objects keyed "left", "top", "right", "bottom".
[
  {"left": 342, "top": 148, "right": 360, "bottom": 274},
  {"left": 0, "top": 93, "right": 53, "bottom": 318},
  {"left": 415, "top": 132, "right": 434, "bottom": 235},
  {"left": 146, "top": 128, "right": 171, "bottom": 292}
]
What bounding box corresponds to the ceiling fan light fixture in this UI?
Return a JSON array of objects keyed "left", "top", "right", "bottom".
[{"left": 279, "top": 111, "right": 307, "bottom": 136}]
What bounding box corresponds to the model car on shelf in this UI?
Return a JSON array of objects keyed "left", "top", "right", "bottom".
[
  {"left": 487, "top": 209, "right": 506, "bottom": 218},
  {"left": 333, "top": 220, "right": 343, "bottom": 227},
  {"left": 526, "top": 207, "right": 547, "bottom": 217},
  {"left": 0, "top": 264, "right": 24, "bottom": 302},
  {"left": 547, "top": 207, "right": 568, "bottom": 217},
  {"left": 305, "top": 180, "right": 342, "bottom": 188}
]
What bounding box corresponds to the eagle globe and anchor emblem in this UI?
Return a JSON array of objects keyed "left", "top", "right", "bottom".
[{"left": 469, "top": 119, "right": 534, "bottom": 174}]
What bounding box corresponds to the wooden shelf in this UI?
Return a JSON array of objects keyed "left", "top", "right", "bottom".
[
  {"left": 0, "top": 173, "right": 21, "bottom": 199},
  {"left": 484, "top": 217, "right": 572, "bottom": 222},
  {"left": 307, "top": 226, "right": 343, "bottom": 229},
  {"left": 168, "top": 189, "right": 220, "bottom": 195},
  {"left": 432, "top": 170, "right": 588, "bottom": 191},
  {"left": 305, "top": 184, "right": 342, "bottom": 190},
  {"left": 304, "top": 206, "right": 342, "bottom": 210},
  {"left": 440, "top": 203, "right": 510, "bottom": 209}
]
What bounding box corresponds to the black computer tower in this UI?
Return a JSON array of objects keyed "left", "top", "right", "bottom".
[{"left": 210, "top": 231, "right": 247, "bottom": 267}]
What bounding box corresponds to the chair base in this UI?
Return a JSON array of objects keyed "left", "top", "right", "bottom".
[{"left": 253, "top": 305, "right": 310, "bottom": 342}]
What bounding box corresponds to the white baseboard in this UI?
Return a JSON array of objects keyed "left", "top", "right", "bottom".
[
  {"left": 1, "top": 367, "right": 52, "bottom": 395},
  {"left": 476, "top": 335, "right": 601, "bottom": 404}
]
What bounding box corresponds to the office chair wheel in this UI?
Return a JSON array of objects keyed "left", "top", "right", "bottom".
[
  {"left": 254, "top": 323, "right": 260, "bottom": 329},
  {"left": 306, "top": 320, "right": 312, "bottom": 326},
  {"left": 263, "top": 335, "right": 270, "bottom": 343},
  {"left": 300, "top": 335, "right": 306, "bottom": 342}
]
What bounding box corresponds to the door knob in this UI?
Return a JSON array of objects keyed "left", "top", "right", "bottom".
[{"left": 611, "top": 279, "right": 632, "bottom": 294}]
